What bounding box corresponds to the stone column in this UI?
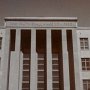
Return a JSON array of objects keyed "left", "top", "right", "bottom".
[
  {"left": 9, "top": 29, "right": 21, "bottom": 90},
  {"left": 15, "top": 29, "right": 21, "bottom": 51},
  {"left": 30, "top": 29, "right": 37, "bottom": 90},
  {"left": 19, "top": 52, "right": 23, "bottom": 90},
  {"left": 62, "top": 29, "right": 70, "bottom": 90},
  {"left": 72, "top": 30, "right": 81, "bottom": 90},
  {"left": 46, "top": 29, "right": 52, "bottom": 90},
  {"left": 1, "top": 28, "right": 10, "bottom": 90},
  {"left": 15, "top": 29, "right": 21, "bottom": 90}
]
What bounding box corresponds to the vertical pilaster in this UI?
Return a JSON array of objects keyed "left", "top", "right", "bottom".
[
  {"left": 46, "top": 29, "right": 52, "bottom": 90},
  {"left": 15, "top": 29, "right": 21, "bottom": 51},
  {"left": 30, "top": 29, "right": 37, "bottom": 90},
  {"left": 19, "top": 52, "right": 23, "bottom": 90},
  {"left": 15, "top": 29, "right": 21, "bottom": 90},
  {"left": 62, "top": 29, "right": 70, "bottom": 90},
  {"left": 72, "top": 30, "right": 81, "bottom": 90},
  {"left": 9, "top": 29, "right": 21, "bottom": 90},
  {"left": 1, "top": 29, "right": 10, "bottom": 90}
]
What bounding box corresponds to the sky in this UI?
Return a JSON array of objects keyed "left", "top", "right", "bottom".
[{"left": 0, "top": 0, "right": 90, "bottom": 27}]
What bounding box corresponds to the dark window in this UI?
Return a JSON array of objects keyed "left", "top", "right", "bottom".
[
  {"left": 80, "top": 38, "right": 89, "bottom": 50},
  {"left": 81, "top": 58, "right": 90, "bottom": 70},
  {"left": 83, "top": 80, "right": 90, "bottom": 90},
  {"left": 0, "top": 37, "right": 2, "bottom": 49}
]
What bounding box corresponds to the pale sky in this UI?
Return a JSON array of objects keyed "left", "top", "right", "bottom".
[{"left": 0, "top": 0, "right": 90, "bottom": 27}]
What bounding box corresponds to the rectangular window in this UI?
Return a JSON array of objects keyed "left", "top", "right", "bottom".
[
  {"left": 0, "top": 37, "right": 2, "bottom": 49},
  {"left": 80, "top": 38, "right": 89, "bottom": 50},
  {"left": 10, "top": 30, "right": 16, "bottom": 51},
  {"left": 37, "top": 54, "right": 46, "bottom": 90},
  {"left": 81, "top": 58, "right": 90, "bottom": 70},
  {"left": 83, "top": 80, "right": 90, "bottom": 90},
  {"left": 52, "top": 53, "right": 60, "bottom": 90},
  {"left": 22, "top": 54, "right": 30, "bottom": 90}
]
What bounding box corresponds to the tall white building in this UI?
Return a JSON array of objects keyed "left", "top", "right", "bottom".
[{"left": 0, "top": 17, "right": 90, "bottom": 90}]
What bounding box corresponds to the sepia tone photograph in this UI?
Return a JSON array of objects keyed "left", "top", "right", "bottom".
[{"left": 0, "top": 0, "right": 90, "bottom": 90}]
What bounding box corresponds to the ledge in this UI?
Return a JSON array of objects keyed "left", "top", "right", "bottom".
[{"left": 4, "top": 17, "right": 78, "bottom": 22}]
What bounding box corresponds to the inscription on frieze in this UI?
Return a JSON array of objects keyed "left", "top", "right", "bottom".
[{"left": 6, "top": 21, "right": 77, "bottom": 28}]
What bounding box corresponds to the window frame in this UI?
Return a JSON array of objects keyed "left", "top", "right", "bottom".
[
  {"left": 81, "top": 58, "right": 90, "bottom": 71},
  {"left": 80, "top": 38, "right": 89, "bottom": 50},
  {"left": 83, "top": 80, "right": 90, "bottom": 90}
]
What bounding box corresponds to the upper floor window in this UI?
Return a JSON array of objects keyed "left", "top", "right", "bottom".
[
  {"left": 80, "top": 38, "right": 89, "bottom": 50},
  {"left": 81, "top": 58, "right": 90, "bottom": 70},
  {"left": 0, "top": 37, "right": 2, "bottom": 49},
  {"left": 83, "top": 80, "right": 90, "bottom": 90}
]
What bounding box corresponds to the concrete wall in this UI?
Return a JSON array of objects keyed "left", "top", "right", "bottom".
[
  {"left": 77, "top": 29, "right": 90, "bottom": 90},
  {"left": 0, "top": 29, "right": 5, "bottom": 90},
  {"left": 1, "top": 24, "right": 90, "bottom": 90}
]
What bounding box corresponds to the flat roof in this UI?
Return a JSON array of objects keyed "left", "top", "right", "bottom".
[{"left": 4, "top": 17, "right": 78, "bottom": 21}]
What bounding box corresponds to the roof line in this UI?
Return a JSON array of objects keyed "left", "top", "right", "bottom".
[{"left": 4, "top": 17, "right": 78, "bottom": 21}]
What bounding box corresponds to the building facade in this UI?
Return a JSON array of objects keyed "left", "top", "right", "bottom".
[{"left": 0, "top": 17, "right": 90, "bottom": 90}]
